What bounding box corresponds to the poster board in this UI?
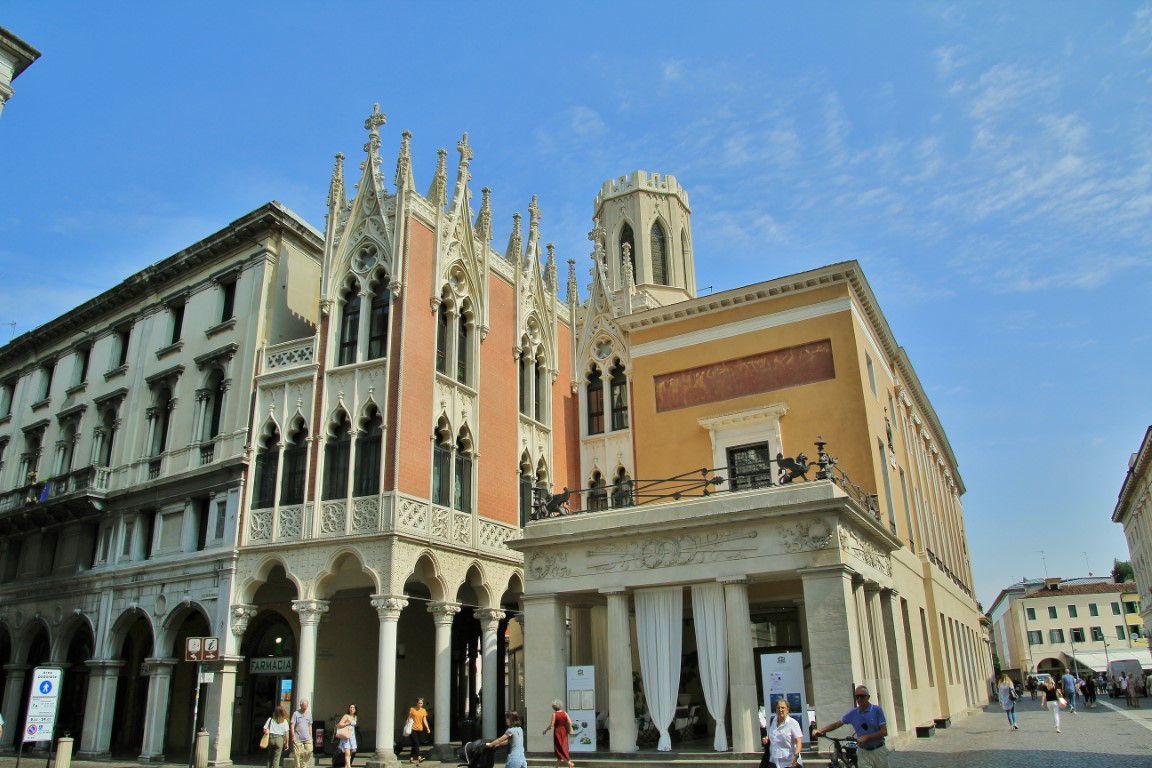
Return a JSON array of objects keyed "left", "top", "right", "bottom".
[
  {"left": 759, "top": 652, "right": 809, "bottom": 739},
  {"left": 565, "top": 665, "right": 597, "bottom": 752},
  {"left": 23, "top": 667, "right": 63, "bottom": 742}
]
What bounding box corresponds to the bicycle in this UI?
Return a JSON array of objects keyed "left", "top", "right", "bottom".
[{"left": 819, "top": 733, "right": 858, "bottom": 768}]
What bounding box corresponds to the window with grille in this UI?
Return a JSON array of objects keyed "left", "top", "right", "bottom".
[{"left": 727, "top": 443, "right": 773, "bottom": 491}]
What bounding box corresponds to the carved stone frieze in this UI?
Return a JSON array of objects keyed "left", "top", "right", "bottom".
[
  {"left": 250, "top": 510, "right": 272, "bottom": 542},
  {"left": 587, "top": 530, "right": 758, "bottom": 573},
  {"left": 399, "top": 498, "right": 428, "bottom": 531},
  {"left": 778, "top": 518, "right": 834, "bottom": 553},
  {"left": 321, "top": 502, "right": 346, "bottom": 534},
  {"left": 279, "top": 506, "right": 303, "bottom": 540},
  {"left": 838, "top": 527, "right": 893, "bottom": 577},
  {"left": 231, "top": 604, "right": 258, "bottom": 637},
  {"left": 430, "top": 506, "right": 449, "bottom": 539},
  {"left": 352, "top": 497, "right": 378, "bottom": 531},
  {"left": 527, "top": 551, "right": 571, "bottom": 579},
  {"left": 452, "top": 510, "right": 471, "bottom": 545}
]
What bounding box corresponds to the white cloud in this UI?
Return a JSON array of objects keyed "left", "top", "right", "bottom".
[{"left": 1123, "top": 3, "right": 1152, "bottom": 53}]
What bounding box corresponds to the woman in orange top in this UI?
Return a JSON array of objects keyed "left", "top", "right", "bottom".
[{"left": 404, "top": 697, "right": 429, "bottom": 764}]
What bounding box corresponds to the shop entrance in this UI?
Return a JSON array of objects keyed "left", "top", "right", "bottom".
[{"left": 239, "top": 613, "right": 297, "bottom": 754}]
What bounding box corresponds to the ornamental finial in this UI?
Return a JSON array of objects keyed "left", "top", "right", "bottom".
[
  {"left": 364, "top": 103, "right": 387, "bottom": 133},
  {"left": 457, "top": 132, "right": 473, "bottom": 168}
]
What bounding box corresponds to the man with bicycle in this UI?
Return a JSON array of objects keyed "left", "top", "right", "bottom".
[{"left": 813, "top": 685, "right": 889, "bottom": 768}]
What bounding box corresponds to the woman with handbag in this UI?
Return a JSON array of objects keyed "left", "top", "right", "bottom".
[
  {"left": 542, "top": 699, "right": 574, "bottom": 768},
  {"left": 335, "top": 704, "right": 358, "bottom": 768},
  {"left": 262, "top": 706, "right": 291, "bottom": 768},
  {"left": 997, "top": 674, "right": 1019, "bottom": 730},
  {"left": 1041, "top": 677, "right": 1062, "bottom": 733},
  {"left": 403, "top": 697, "right": 429, "bottom": 764}
]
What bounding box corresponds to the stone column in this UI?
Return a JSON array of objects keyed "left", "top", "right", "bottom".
[
  {"left": 204, "top": 656, "right": 241, "bottom": 768},
  {"left": 864, "top": 585, "right": 896, "bottom": 737},
  {"left": 880, "top": 590, "right": 913, "bottom": 733},
  {"left": 368, "top": 595, "right": 406, "bottom": 768},
  {"left": 523, "top": 593, "right": 566, "bottom": 754},
  {"left": 602, "top": 589, "right": 637, "bottom": 753},
  {"left": 77, "top": 660, "right": 123, "bottom": 757},
  {"left": 138, "top": 658, "right": 178, "bottom": 760},
  {"left": 428, "top": 602, "right": 460, "bottom": 760},
  {"left": 799, "top": 565, "right": 864, "bottom": 731},
  {"left": 852, "top": 577, "right": 877, "bottom": 696},
  {"left": 722, "top": 578, "right": 758, "bottom": 754},
  {"left": 475, "top": 608, "right": 506, "bottom": 739},
  {"left": 0, "top": 664, "right": 29, "bottom": 750},
  {"left": 292, "top": 599, "right": 330, "bottom": 713}
]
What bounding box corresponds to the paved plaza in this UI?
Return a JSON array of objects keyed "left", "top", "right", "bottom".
[{"left": 0, "top": 699, "right": 1150, "bottom": 768}]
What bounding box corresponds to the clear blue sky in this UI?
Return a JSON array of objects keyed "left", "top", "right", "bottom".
[{"left": 3, "top": 2, "right": 1150, "bottom": 608}]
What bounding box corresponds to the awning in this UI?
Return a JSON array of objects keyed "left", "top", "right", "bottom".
[{"left": 1063, "top": 649, "right": 1151, "bottom": 672}]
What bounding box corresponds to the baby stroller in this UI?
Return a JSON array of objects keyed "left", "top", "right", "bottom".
[{"left": 461, "top": 738, "right": 494, "bottom": 768}]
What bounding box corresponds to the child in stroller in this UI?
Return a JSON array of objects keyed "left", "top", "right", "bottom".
[{"left": 461, "top": 738, "right": 494, "bottom": 768}]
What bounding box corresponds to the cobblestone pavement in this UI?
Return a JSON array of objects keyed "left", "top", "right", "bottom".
[{"left": 890, "top": 697, "right": 1152, "bottom": 768}]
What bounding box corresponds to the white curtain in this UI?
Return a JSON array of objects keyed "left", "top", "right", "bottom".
[
  {"left": 635, "top": 586, "right": 683, "bottom": 751},
  {"left": 692, "top": 582, "right": 730, "bottom": 751}
]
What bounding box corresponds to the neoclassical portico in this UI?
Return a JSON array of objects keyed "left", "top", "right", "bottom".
[{"left": 514, "top": 480, "right": 910, "bottom": 756}]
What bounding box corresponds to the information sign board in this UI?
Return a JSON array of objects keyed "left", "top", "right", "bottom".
[
  {"left": 760, "top": 652, "right": 809, "bottom": 740},
  {"left": 23, "top": 667, "right": 62, "bottom": 742},
  {"left": 566, "top": 665, "right": 597, "bottom": 753}
]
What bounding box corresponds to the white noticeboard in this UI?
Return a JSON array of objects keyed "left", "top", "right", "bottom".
[
  {"left": 565, "top": 665, "right": 596, "bottom": 753},
  {"left": 760, "top": 652, "right": 809, "bottom": 740},
  {"left": 23, "top": 667, "right": 63, "bottom": 743}
]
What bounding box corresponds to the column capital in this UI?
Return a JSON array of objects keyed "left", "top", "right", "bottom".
[
  {"left": 474, "top": 608, "right": 506, "bottom": 629},
  {"left": 84, "top": 659, "right": 126, "bottom": 677},
  {"left": 2, "top": 663, "right": 31, "bottom": 674},
  {"left": 719, "top": 577, "right": 750, "bottom": 587},
  {"left": 863, "top": 582, "right": 884, "bottom": 594},
  {"left": 427, "top": 602, "right": 461, "bottom": 624},
  {"left": 370, "top": 594, "right": 408, "bottom": 621},
  {"left": 798, "top": 564, "right": 857, "bottom": 579},
  {"left": 598, "top": 587, "right": 629, "bottom": 597},
  {"left": 230, "top": 604, "right": 259, "bottom": 637},
  {"left": 142, "top": 658, "right": 179, "bottom": 676},
  {"left": 293, "top": 599, "right": 331, "bottom": 624}
]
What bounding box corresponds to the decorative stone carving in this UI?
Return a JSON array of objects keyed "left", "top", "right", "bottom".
[
  {"left": 587, "top": 530, "right": 758, "bottom": 572},
  {"left": 250, "top": 510, "right": 272, "bottom": 542},
  {"left": 230, "top": 604, "right": 258, "bottom": 637},
  {"left": 399, "top": 498, "right": 428, "bottom": 531},
  {"left": 838, "top": 527, "right": 893, "bottom": 577},
  {"left": 474, "top": 608, "right": 506, "bottom": 629},
  {"left": 452, "top": 510, "right": 471, "bottom": 545},
  {"left": 352, "top": 497, "right": 378, "bottom": 531},
  {"left": 279, "top": 506, "right": 303, "bottom": 540},
  {"left": 778, "top": 519, "right": 834, "bottom": 553},
  {"left": 527, "top": 552, "right": 571, "bottom": 579},
  {"left": 292, "top": 599, "right": 330, "bottom": 625},
  {"left": 321, "top": 502, "right": 346, "bottom": 534},
  {"left": 371, "top": 595, "right": 408, "bottom": 621}
]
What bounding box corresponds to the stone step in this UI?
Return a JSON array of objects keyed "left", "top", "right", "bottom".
[{"left": 522, "top": 750, "right": 831, "bottom": 767}]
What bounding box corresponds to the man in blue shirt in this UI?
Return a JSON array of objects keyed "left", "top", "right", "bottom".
[
  {"left": 814, "top": 685, "right": 888, "bottom": 768},
  {"left": 1061, "top": 671, "right": 1078, "bottom": 713}
]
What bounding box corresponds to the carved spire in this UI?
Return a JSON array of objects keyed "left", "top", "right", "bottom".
[
  {"left": 588, "top": 218, "right": 606, "bottom": 262},
  {"left": 476, "top": 186, "right": 493, "bottom": 244},
  {"left": 457, "top": 132, "right": 473, "bottom": 171},
  {"left": 506, "top": 212, "right": 522, "bottom": 264},
  {"left": 395, "top": 129, "right": 413, "bottom": 189},
  {"left": 567, "top": 258, "right": 578, "bottom": 307},
  {"left": 326, "top": 152, "right": 346, "bottom": 211},
  {"left": 360, "top": 103, "right": 387, "bottom": 173},
  {"left": 428, "top": 148, "right": 448, "bottom": 207},
  {"left": 546, "top": 243, "right": 557, "bottom": 291},
  {"left": 528, "top": 195, "right": 541, "bottom": 236}
]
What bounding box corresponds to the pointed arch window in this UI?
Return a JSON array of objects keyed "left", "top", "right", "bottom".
[
  {"left": 619, "top": 223, "right": 635, "bottom": 281},
  {"left": 519, "top": 457, "right": 534, "bottom": 527},
  {"left": 367, "top": 284, "right": 391, "bottom": 360},
  {"left": 518, "top": 353, "right": 530, "bottom": 416},
  {"left": 457, "top": 312, "right": 470, "bottom": 384},
  {"left": 280, "top": 419, "right": 307, "bottom": 505},
  {"left": 252, "top": 425, "right": 280, "bottom": 509},
  {"left": 586, "top": 365, "right": 604, "bottom": 435},
  {"left": 354, "top": 407, "right": 383, "bottom": 497},
  {"left": 432, "top": 425, "right": 451, "bottom": 507},
  {"left": 534, "top": 350, "right": 548, "bottom": 422},
  {"left": 338, "top": 292, "right": 361, "bottom": 366},
  {"left": 588, "top": 471, "right": 608, "bottom": 511},
  {"left": 612, "top": 467, "right": 634, "bottom": 508},
  {"left": 650, "top": 221, "right": 668, "bottom": 285},
  {"left": 322, "top": 413, "right": 352, "bottom": 500},
  {"left": 453, "top": 433, "right": 473, "bottom": 513},
  {"left": 610, "top": 361, "right": 629, "bottom": 431},
  {"left": 436, "top": 303, "right": 449, "bottom": 374}
]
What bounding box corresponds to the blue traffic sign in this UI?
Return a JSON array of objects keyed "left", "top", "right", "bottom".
[{"left": 39, "top": 680, "right": 52, "bottom": 694}]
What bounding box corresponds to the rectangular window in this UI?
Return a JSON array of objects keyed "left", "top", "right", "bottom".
[
  {"left": 727, "top": 443, "right": 773, "bottom": 491},
  {"left": 1091, "top": 626, "right": 1104, "bottom": 641},
  {"left": 432, "top": 443, "right": 451, "bottom": 507},
  {"left": 0, "top": 379, "right": 15, "bottom": 417},
  {"left": 113, "top": 327, "right": 130, "bottom": 368},
  {"left": 519, "top": 474, "right": 533, "bottom": 527},
  {"left": 1026, "top": 607, "right": 1036, "bottom": 620},
  {"left": 899, "top": 468, "right": 914, "bottom": 550},
  {"left": 1130, "top": 625, "right": 1144, "bottom": 640},
  {"left": 220, "top": 280, "right": 237, "bottom": 322},
  {"left": 1117, "top": 625, "right": 1127, "bottom": 640},
  {"left": 1068, "top": 605, "right": 1078, "bottom": 618},
  {"left": 901, "top": 598, "right": 919, "bottom": 689},
  {"left": 75, "top": 346, "right": 91, "bottom": 385},
  {"left": 586, "top": 377, "right": 604, "bottom": 435},
  {"left": 865, "top": 353, "right": 877, "bottom": 395},
  {"left": 919, "top": 609, "right": 935, "bottom": 686},
  {"left": 1048, "top": 606, "right": 1058, "bottom": 619},
  {"left": 40, "top": 362, "right": 55, "bottom": 400},
  {"left": 1049, "top": 629, "right": 1064, "bottom": 643},
  {"left": 280, "top": 445, "right": 306, "bottom": 505},
  {"left": 1071, "top": 627, "right": 1085, "bottom": 643},
  {"left": 170, "top": 303, "right": 185, "bottom": 344},
  {"left": 1112, "top": 602, "right": 1122, "bottom": 615},
  {"left": 1090, "top": 603, "right": 1099, "bottom": 617},
  {"left": 879, "top": 439, "right": 896, "bottom": 534},
  {"left": 1027, "top": 630, "right": 1043, "bottom": 645},
  {"left": 1125, "top": 601, "right": 1139, "bottom": 614}
]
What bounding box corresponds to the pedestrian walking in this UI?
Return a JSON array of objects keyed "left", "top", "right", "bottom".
[
  {"left": 263, "top": 706, "right": 292, "bottom": 768},
  {"left": 486, "top": 711, "right": 527, "bottom": 768},
  {"left": 1026, "top": 676, "right": 1037, "bottom": 701},
  {"left": 997, "top": 674, "right": 1019, "bottom": 730},
  {"left": 291, "top": 699, "right": 313, "bottom": 768},
  {"left": 542, "top": 699, "right": 574, "bottom": 768},
  {"left": 759, "top": 698, "right": 803, "bottom": 768},
  {"left": 1041, "top": 678, "right": 1062, "bottom": 733},
  {"left": 1060, "top": 670, "right": 1078, "bottom": 713},
  {"left": 335, "top": 704, "right": 358, "bottom": 768},
  {"left": 403, "top": 697, "right": 430, "bottom": 764}
]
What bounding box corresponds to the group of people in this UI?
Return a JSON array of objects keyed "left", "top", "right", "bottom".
[
  {"left": 1024, "top": 670, "right": 1147, "bottom": 706},
  {"left": 260, "top": 698, "right": 431, "bottom": 768}
]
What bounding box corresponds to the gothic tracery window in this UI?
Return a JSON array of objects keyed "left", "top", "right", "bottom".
[
  {"left": 252, "top": 424, "right": 280, "bottom": 509},
  {"left": 367, "top": 283, "right": 391, "bottom": 360},
  {"left": 322, "top": 412, "right": 352, "bottom": 500},
  {"left": 338, "top": 291, "right": 361, "bottom": 366},
  {"left": 586, "top": 365, "right": 604, "bottom": 435},
  {"left": 650, "top": 221, "right": 668, "bottom": 285},
  {"left": 354, "top": 406, "right": 383, "bottom": 497},
  {"left": 610, "top": 361, "right": 629, "bottom": 431},
  {"left": 280, "top": 418, "right": 307, "bottom": 505}
]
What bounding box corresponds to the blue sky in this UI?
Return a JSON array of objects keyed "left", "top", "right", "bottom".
[{"left": 2, "top": 2, "right": 1151, "bottom": 607}]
